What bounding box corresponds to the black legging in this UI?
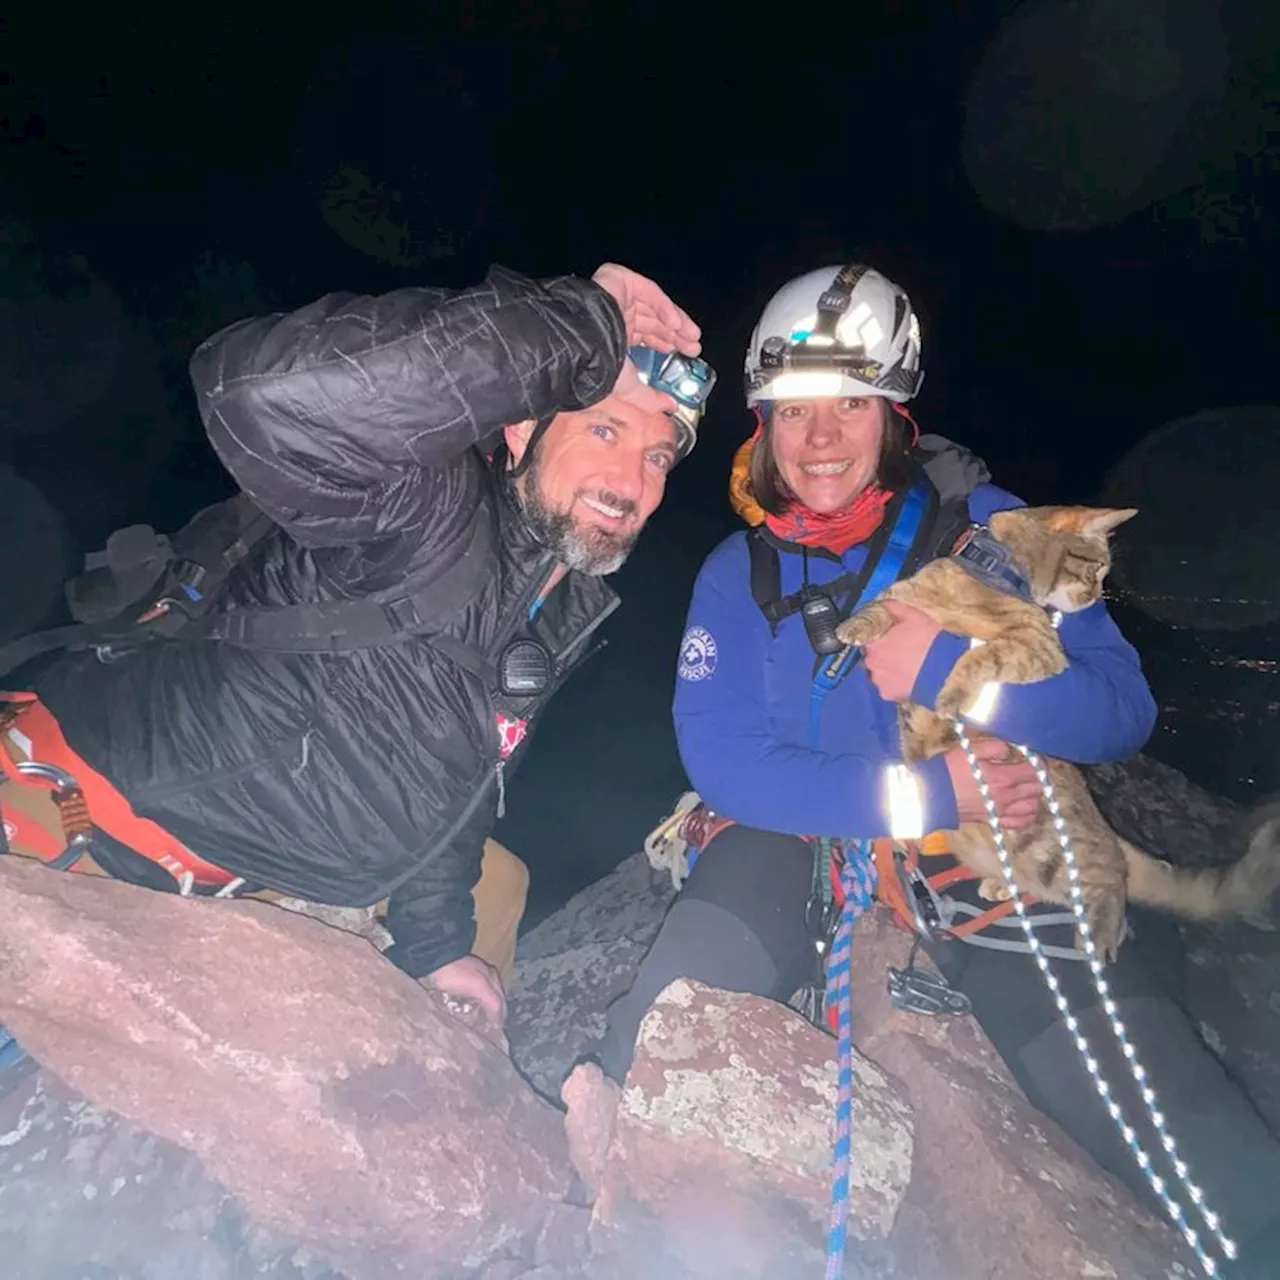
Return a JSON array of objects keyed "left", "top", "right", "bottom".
[
  {"left": 598, "top": 823, "right": 1280, "bottom": 1272},
  {"left": 598, "top": 825, "right": 818, "bottom": 1079}
]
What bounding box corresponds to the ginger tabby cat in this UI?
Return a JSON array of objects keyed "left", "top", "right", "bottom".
[{"left": 836, "top": 504, "right": 1280, "bottom": 962}]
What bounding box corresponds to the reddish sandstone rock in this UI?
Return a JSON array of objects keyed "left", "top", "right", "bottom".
[
  {"left": 585, "top": 978, "right": 914, "bottom": 1279},
  {"left": 0, "top": 858, "right": 575, "bottom": 1280},
  {"left": 516, "top": 847, "right": 1205, "bottom": 1278},
  {"left": 850, "top": 910, "right": 1196, "bottom": 1280},
  {"left": 0, "top": 1066, "right": 340, "bottom": 1280}
]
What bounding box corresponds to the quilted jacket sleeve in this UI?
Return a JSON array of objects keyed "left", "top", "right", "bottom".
[
  {"left": 187, "top": 265, "right": 627, "bottom": 548},
  {"left": 381, "top": 832, "right": 487, "bottom": 979}
]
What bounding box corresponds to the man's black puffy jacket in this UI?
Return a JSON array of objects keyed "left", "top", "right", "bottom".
[{"left": 35, "top": 266, "right": 629, "bottom": 977}]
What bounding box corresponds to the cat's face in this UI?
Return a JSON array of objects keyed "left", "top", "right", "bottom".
[{"left": 988, "top": 505, "right": 1138, "bottom": 613}]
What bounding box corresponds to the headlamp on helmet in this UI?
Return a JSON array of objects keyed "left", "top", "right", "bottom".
[{"left": 744, "top": 264, "right": 924, "bottom": 406}]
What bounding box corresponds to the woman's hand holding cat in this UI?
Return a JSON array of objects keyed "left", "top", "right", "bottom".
[
  {"left": 944, "top": 737, "right": 1044, "bottom": 830},
  {"left": 862, "top": 601, "right": 942, "bottom": 702}
]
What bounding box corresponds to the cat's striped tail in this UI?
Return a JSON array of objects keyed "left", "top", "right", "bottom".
[{"left": 1121, "top": 801, "right": 1280, "bottom": 927}]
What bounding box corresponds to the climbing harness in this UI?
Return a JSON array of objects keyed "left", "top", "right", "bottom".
[
  {"left": 954, "top": 719, "right": 1237, "bottom": 1278},
  {"left": 871, "top": 835, "right": 1089, "bottom": 964},
  {"left": 821, "top": 841, "right": 878, "bottom": 1280},
  {"left": 642, "top": 793, "right": 1030, "bottom": 1012},
  {"left": 0, "top": 693, "right": 244, "bottom": 897}
]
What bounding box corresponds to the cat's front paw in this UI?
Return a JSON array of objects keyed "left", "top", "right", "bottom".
[
  {"left": 836, "top": 601, "right": 896, "bottom": 649},
  {"left": 934, "top": 681, "right": 983, "bottom": 722},
  {"left": 835, "top": 619, "right": 868, "bottom": 648},
  {"left": 977, "top": 875, "right": 1014, "bottom": 903}
]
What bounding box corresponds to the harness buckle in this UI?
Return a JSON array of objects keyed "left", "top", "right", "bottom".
[
  {"left": 170, "top": 558, "right": 208, "bottom": 602},
  {"left": 93, "top": 641, "right": 139, "bottom": 664},
  {"left": 892, "top": 847, "right": 949, "bottom": 942},
  {"left": 887, "top": 964, "right": 973, "bottom": 1017}
]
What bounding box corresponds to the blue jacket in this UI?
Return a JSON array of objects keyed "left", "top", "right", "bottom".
[{"left": 673, "top": 463, "right": 1157, "bottom": 840}]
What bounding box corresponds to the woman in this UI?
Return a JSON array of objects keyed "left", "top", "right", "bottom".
[{"left": 593, "top": 265, "right": 1280, "bottom": 1272}]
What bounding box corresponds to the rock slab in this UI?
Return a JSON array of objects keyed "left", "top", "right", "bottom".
[
  {"left": 512, "top": 845, "right": 1198, "bottom": 1278},
  {"left": 589, "top": 978, "right": 914, "bottom": 1279},
  {"left": 0, "top": 1065, "right": 341, "bottom": 1280},
  {"left": 0, "top": 858, "right": 575, "bottom": 1280},
  {"left": 851, "top": 910, "right": 1196, "bottom": 1280}
]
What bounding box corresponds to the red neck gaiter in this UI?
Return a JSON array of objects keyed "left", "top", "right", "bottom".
[{"left": 763, "top": 486, "right": 894, "bottom": 556}]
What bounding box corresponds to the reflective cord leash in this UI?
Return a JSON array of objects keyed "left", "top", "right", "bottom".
[
  {"left": 822, "top": 841, "right": 878, "bottom": 1279},
  {"left": 953, "top": 720, "right": 1236, "bottom": 1277}
]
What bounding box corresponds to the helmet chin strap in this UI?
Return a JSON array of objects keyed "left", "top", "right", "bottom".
[
  {"left": 492, "top": 442, "right": 557, "bottom": 555},
  {"left": 503, "top": 414, "right": 556, "bottom": 480},
  {"left": 891, "top": 401, "right": 921, "bottom": 446}
]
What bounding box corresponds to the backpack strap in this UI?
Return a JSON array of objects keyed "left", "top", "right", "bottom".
[
  {"left": 61, "top": 492, "right": 275, "bottom": 627},
  {"left": 748, "top": 528, "right": 784, "bottom": 628},
  {"left": 0, "top": 498, "right": 496, "bottom": 680},
  {"left": 748, "top": 527, "right": 867, "bottom": 633},
  {"left": 0, "top": 623, "right": 111, "bottom": 682},
  {"left": 809, "top": 477, "right": 938, "bottom": 685},
  {"left": 749, "top": 472, "right": 940, "bottom": 625},
  {"left": 193, "top": 510, "right": 494, "bottom": 655},
  {"left": 912, "top": 492, "right": 971, "bottom": 576},
  {"left": 855, "top": 475, "right": 939, "bottom": 604},
  {"left": 165, "top": 492, "right": 278, "bottom": 610}
]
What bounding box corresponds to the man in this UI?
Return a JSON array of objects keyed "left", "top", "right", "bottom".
[{"left": 0, "top": 261, "right": 710, "bottom": 1032}]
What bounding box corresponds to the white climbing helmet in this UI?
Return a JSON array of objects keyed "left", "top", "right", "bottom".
[{"left": 744, "top": 264, "right": 924, "bottom": 406}]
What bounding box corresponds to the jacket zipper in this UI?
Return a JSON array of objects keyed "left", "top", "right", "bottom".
[
  {"left": 490, "top": 551, "right": 558, "bottom": 819},
  {"left": 554, "top": 591, "right": 621, "bottom": 669},
  {"left": 491, "top": 569, "right": 620, "bottom": 820}
]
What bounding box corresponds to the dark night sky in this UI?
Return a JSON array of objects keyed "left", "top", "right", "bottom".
[{"left": 3, "top": 2, "right": 1277, "bottom": 921}]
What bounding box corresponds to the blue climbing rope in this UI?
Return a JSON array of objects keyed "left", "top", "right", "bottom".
[
  {"left": 0, "top": 1025, "right": 27, "bottom": 1074},
  {"left": 823, "top": 839, "right": 878, "bottom": 1279}
]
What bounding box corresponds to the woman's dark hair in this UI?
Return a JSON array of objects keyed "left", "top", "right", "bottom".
[{"left": 748, "top": 398, "right": 916, "bottom": 516}]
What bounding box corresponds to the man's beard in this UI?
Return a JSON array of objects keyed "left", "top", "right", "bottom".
[{"left": 519, "top": 450, "right": 640, "bottom": 577}]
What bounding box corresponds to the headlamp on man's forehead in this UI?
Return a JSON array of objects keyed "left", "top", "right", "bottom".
[
  {"left": 629, "top": 346, "right": 717, "bottom": 412},
  {"left": 628, "top": 345, "right": 717, "bottom": 459}
]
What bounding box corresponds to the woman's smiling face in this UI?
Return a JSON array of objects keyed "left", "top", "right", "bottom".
[{"left": 770, "top": 395, "right": 885, "bottom": 512}]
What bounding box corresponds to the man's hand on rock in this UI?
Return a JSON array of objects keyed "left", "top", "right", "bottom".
[{"left": 426, "top": 954, "right": 507, "bottom": 1033}]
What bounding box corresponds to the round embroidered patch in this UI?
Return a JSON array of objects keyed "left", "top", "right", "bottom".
[{"left": 678, "top": 625, "right": 718, "bottom": 682}]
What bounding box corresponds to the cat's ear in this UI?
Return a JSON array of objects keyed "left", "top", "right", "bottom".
[
  {"left": 1080, "top": 507, "right": 1138, "bottom": 537},
  {"left": 1036, "top": 505, "right": 1139, "bottom": 537}
]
